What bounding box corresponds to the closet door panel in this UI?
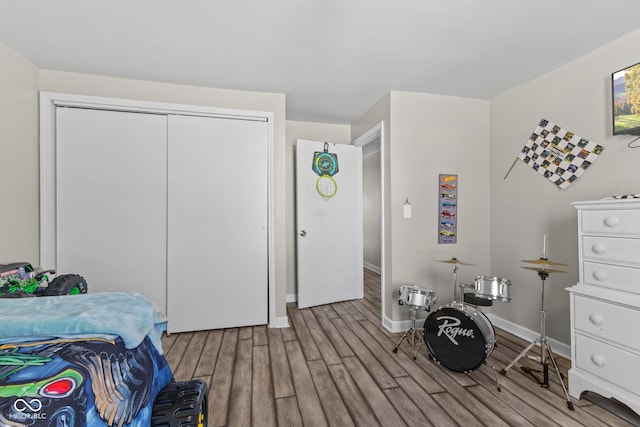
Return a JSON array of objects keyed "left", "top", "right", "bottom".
[
  {"left": 167, "top": 115, "right": 268, "bottom": 332},
  {"left": 56, "top": 108, "right": 168, "bottom": 313}
]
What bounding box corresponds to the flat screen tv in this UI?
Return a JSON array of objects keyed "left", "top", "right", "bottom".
[{"left": 612, "top": 61, "right": 640, "bottom": 135}]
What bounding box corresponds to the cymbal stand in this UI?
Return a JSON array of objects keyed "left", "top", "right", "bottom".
[
  {"left": 499, "top": 270, "right": 574, "bottom": 410},
  {"left": 392, "top": 307, "right": 423, "bottom": 360},
  {"left": 450, "top": 264, "right": 464, "bottom": 309}
]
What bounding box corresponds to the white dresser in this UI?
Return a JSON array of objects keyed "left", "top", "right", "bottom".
[{"left": 567, "top": 199, "right": 640, "bottom": 415}]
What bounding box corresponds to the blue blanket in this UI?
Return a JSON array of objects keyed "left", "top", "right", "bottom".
[{"left": 0, "top": 292, "right": 166, "bottom": 352}]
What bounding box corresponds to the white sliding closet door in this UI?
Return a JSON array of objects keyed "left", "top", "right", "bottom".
[
  {"left": 56, "top": 108, "right": 168, "bottom": 314},
  {"left": 167, "top": 115, "right": 268, "bottom": 333}
]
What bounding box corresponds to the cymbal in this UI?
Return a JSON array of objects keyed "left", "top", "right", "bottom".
[
  {"left": 521, "top": 266, "right": 567, "bottom": 274},
  {"left": 521, "top": 258, "right": 568, "bottom": 267},
  {"left": 436, "top": 257, "right": 475, "bottom": 266}
]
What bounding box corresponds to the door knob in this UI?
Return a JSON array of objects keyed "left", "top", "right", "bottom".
[{"left": 299, "top": 230, "right": 307, "bottom": 237}]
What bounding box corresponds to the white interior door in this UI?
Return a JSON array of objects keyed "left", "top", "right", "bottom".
[
  {"left": 167, "top": 115, "right": 268, "bottom": 333},
  {"left": 296, "top": 139, "right": 363, "bottom": 308},
  {"left": 55, "top": 107, "right": 168, "bottom": 313}
]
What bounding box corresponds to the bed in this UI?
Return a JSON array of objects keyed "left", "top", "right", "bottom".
[{"left": 0, "top": 292, "right": 174, "bottom": 427}]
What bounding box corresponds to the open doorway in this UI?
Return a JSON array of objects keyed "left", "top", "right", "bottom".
[{"left": 351, "top": 122, "right": 385, "bottom": 326}]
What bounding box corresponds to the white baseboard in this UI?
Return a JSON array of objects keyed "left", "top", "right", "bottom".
[
  {"left": 382, "top": 314, "right": 426, "bottom": 333},
  {"left": 269, "top": 315, "right": 289, "bottom": 328},
  {"left": 364, "top": 262, "right": 381, "bottom": 274},
  {"left": 382, "top": 314, "right": 396, "bottom": 332},
  {"left": 486, "top": 313, "right": 570, "bottom": 359},
  {"left": 286, "top": 293, "right": 297, "bottom": 303}
]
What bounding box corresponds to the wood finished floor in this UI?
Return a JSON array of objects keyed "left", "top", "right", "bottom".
[{"left": 161, "top": 269, "right": 640, "bottom": 426}]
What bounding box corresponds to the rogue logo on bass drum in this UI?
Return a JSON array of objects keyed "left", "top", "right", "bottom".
[{"left": 436, "top": 316, "right": 475, "bottom": 345}]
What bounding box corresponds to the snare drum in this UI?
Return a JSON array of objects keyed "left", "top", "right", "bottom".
[
  {"left": 474, "top": 276, "right": 511, "bottom": 302},
  {"left": 423, "top": 304, "right": 495, "bottom": 372},
  {"left": 397, "top": 285, "right": 436, "bottom": 311}
]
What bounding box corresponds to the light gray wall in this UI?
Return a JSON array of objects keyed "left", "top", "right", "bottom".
[
  {"left": 489, "top": 29, "right": 640, "bottom": 345},
  {"left": 0, "top": 42, "right": 39, "bottom": 263},
  {"left": 388, "top": 91, "right": 491, "bottom": 323},
  {"left": 353, "top": 91, "right": 492, "bottom": 328},
  {"left": 363, "top": 149, "right": 382, "bottom": 269},
  {"left": 285, "top": 120, "right": 351, "bottom": 299}
]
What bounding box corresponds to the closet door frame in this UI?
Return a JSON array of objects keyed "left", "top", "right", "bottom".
[{"left": 39, "top": 92, "right": 276, "bottom": 326}]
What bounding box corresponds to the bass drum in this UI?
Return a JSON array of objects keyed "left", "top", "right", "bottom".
[{"left": 423, "top": 305, "right": 495, "bottom": 373}]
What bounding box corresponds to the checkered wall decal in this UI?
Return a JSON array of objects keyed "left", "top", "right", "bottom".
[{"left": 518, "top": 119, "right": 604, "bottom": 189}]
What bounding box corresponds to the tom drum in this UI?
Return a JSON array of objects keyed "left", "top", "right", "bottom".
[
  {"left": 474, "top": 276, "right": 511, "bottom": 302},
  {"left": 398, "top": 285, "right": 436, "bottom": 312}
]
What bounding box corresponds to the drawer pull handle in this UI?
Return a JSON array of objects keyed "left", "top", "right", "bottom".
[
  {"left": 592, "top": 270, "right": 608, "bottom": 281},
  {"left": 602, "top": 217, "right": 619, "bottom": 228},
  {"left": 588, "top": 313, "right": 604, "bottom": 326},
  {"left": 590, "top": 354, "right": 605, "bottom": 367},
  {"left": 591, "top": 243, "right": 607, "bottom": 255}
]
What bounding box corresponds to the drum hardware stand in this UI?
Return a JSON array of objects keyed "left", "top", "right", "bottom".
[
  {"left": 451, "top": 263, "right": 463, "bottom": 309},
  {"left": 436, "top": 257, "right": 475, "bottom": 309},
  {"left": 460, "top": 283, "right": 498, "bottom": 350},
  {"left": 499, "top": 263, "right": 574, "bottom": 410},
  {"left": 484, "top": 361, "right": 503, "bottom": 393},
  {"left": 456, "top": 283, "right": 502, "bottom": 392},
  {"left": 392, "top": 307, "right": 423, "bottom": 360}
]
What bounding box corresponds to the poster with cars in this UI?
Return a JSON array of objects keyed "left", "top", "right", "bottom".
[{"left": 438, "top": 174, "right": 457, "bottom": 244}]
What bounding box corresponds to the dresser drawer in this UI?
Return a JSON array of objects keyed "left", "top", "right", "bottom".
[
  {"left": 582, "top": 235, "right": 640, "bottom": 266},
  {"left": 575, "top": 333, "right": 640, "bottom": 396},
  {"left": 574, "top": 295, "right": 640, "bottom": 351},
  {"left": 581, "top": 209, "right": 640, "bottom": 235},
  {"left": 583, "top": 261, "right": 640, "bottom": 294}
]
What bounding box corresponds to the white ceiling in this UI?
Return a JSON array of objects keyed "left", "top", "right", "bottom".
[{"left": 1, "top": 1, "right": 640, "bottom": 124}]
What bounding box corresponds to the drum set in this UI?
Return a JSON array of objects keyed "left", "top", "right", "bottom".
[
  {"left": 391, "top": 249, "right": 575, "bottom": 409},
  {"left": 392, "top": 257, "right": 511, "bottom": 390}
]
